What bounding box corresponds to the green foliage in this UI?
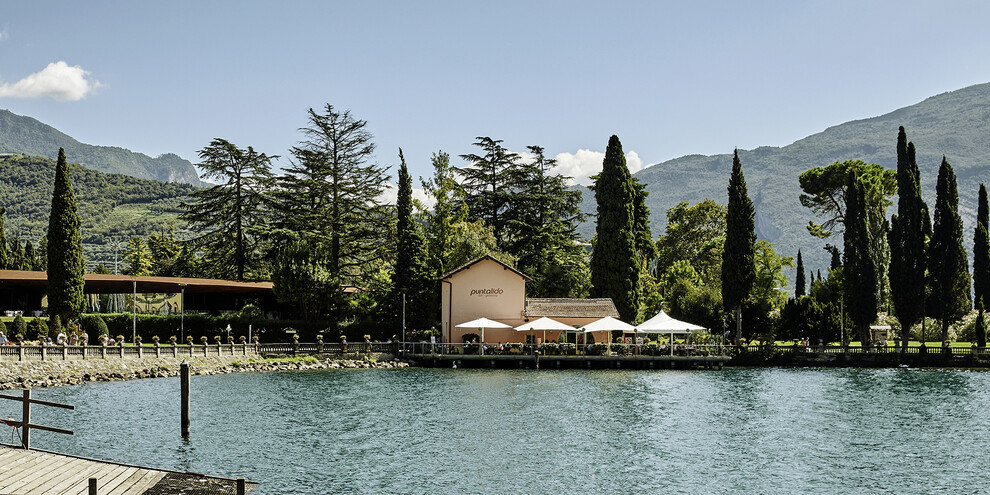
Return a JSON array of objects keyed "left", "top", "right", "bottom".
[
  {"left": 240, "top": 304, "right": 262, "bottom": 320},
  {"left": 80, "top": 314, "right": 109, "bottom": 339},
  {"left": 795, "top": 249, "right": 806, "bottom": 297},
  {"left": 12, "top": 314, "right": 26, "bottom": 336},
  {"left": 664, "top": 275, "right": 723, "bottom": 333},
  {"left": 47, "top": 315, "right": 62, "bottom": 340},
  {"left": 843, "top": 173, "right": 877, "bottom": 345},
  {"left": 46, "top": 148, "right": 85, "bottom": 323},
  {"left": 0, "top": 154, "right": 197, "bottom": 268},
  {"left": 0, "top": 109, "right": 200, "bottom": 185},
  {"left": 457, "top": 137, "right": 520, "bottom": 249},
  {"left": 590, "top": 135, "right": 640, "bottom": 321},
  {"left": 27, "top": 318, "right": 46, "bottom": 341},
  {"left": 122, "top": 236, "right": 153, "bottom": 276},
  {"left": 799, "top": 159, "right": 897, "bottom": 238},
  {"left": 751, "top": 240, "right": 794, "bottom": 310},
  {"left": 974, "top": 183, "right": 989, "bottom": 309},
  {"left": 180, "top": 138, "right": 275, "bottom": 281},
  {"left": 0, "top": 207, "right": 7, "bottom": 269},
  {"left": 271, "top": 105, "right": 390, "bottom": 324},
  {"left": 391, "top": 150, "right": 433, "bottom": 328},
  {"left": 270, "top": 239, "right": 335, "bottom": 320},
  {"left": 657, "top": 199, "right": 726, "bottom": 287},
  {"left": 722, "top": 149, "right": 756, "bottom": 339},
  {"left": 507, "top": 146, "right": 588, "bottom": 298},
  {"left": 927, "top": 156, "right": 971, "bottom": 340},
  {"left": 888, "top": 130, "right": 929, "bottom": 348},
  {"left": 445, "top": 219, "right": 513, "bottom": 270}
]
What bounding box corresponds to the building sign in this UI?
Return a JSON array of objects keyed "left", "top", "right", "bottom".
[{"left": 469, "top": 287, "right": 504, "bottom": 297}]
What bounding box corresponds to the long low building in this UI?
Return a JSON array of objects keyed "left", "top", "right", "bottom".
[
  {"left": 0, "top": 269, "right": 278, "bottom": 314},
  {"left": 440, "top": 256, "right": 619, "bottom": 344}
]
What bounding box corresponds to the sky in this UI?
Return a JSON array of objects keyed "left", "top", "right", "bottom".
[{"left": 3, "top": 1, "right": 990, "bottom": 189}]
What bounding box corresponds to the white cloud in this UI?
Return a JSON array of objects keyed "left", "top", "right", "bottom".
[
  {"left": 379, "top": 183, "right": 435, "bottom": 209},
  {"left": 552, "top": 149, "right": 644, "bottom": 186},
  {"left": 0, "top": 61, "right": 103, "bottom": 101}
]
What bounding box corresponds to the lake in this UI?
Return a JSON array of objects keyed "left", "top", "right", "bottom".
[{"left": 9, "top": 367, "right": 988, "bottom": 494}]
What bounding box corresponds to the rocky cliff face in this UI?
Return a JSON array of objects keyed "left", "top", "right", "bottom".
[{"left": 0, "top": 109, "right": 202, "bottom": 186}]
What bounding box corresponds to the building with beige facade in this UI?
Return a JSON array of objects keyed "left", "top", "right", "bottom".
[{"left": 440, "top": 256, "right": 619, "bottom": 344}]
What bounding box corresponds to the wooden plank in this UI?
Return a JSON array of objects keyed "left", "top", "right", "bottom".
[
  {"left": 117, "top": 470, "right": 166, "bottom": 495},
  {"left": 106, "top": 469, "right": 150, "bottom": 495},
  {"left": 97, "top": 466, "right": 141, "bottom": 495},
  {"left": 0, "top": 450, "right": 56, "bottom": 490},
  {"left": 37, "top": 456, "right": 104, "bottom": 495}
]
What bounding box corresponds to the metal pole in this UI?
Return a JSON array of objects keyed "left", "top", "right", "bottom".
[
  {"left": 132, "top": 281, "right": 137, "bottom": 343},
  {"left": 22, "top": 389, "right": 30, "bottom": 449},
  {"left": 180, "top": 284, "right": 186, "bottom": 343},
  {"left": 180, "top": 361, "right": 190, "bottom": 437}
]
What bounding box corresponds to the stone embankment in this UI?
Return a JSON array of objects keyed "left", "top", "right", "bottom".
[{"left": 0, "top": 355, "right": 408, "bottom": 390}]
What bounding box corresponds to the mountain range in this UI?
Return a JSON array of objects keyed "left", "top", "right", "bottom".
[
  {"left": 0, "top": 109, "right": 201, "bottom": 186},
  {"left": 579, "top": 82, "right": 990, "bottom": 283}
]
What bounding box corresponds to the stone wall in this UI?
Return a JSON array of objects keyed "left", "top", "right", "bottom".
[{"left": 0, "top": 354, "right": 407, "bottom": 390}]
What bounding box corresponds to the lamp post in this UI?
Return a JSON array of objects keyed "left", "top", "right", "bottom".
[
  {"left": 178, "top": 283, "right": 187, "bottom": 343},
  {"left": 132, "top": 280, "right": 137, "bottom": 343}
]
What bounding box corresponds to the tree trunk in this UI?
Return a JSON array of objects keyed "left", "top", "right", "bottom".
[{"left": 735, "top": 305, "right": 742, "bottom": 344}]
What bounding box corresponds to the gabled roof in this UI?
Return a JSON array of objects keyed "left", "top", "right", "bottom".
[
  {"left": 524, "top": 298, "right": 619, "bottom": 319},
  {"left": 440, "top": 255, "right": 530, "bottom": 281}
]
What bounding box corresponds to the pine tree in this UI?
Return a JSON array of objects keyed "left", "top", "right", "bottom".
[
  {"left": 888, "top": 127, "right": 928, "bottom": 350},
  {"left": 721, "top": 149, "right": 756, "bottom": 342},
  {"left": 8, "top": 236, "right": 24, "bottom": 271},
  {"left": 795, "top": 249, "right": 806, "bottom": 297},
  {"left": 46, "top": 148, "right": 85, "bottom": 324},
  {"left": 392, "top": 149, "right": 432, "bottom": 329},
  {"left": 590, "top": 135, "right": 640, "bottom": 321},
  {"left": 843, "top": 174, "right": 877, "bottom": 347},
  {"left": 0, "top": 207, "right": 8, "bottom": 269},
  {"left": 927, "top": 156, "right": 971, "bottom": 341},
  {"left": 457, "top": 137, "right": 520, "bottom": 249},
  {"left": 180, "top": 138, "right": 275, "bottom": 281},
  {"left": 272, "top": 104, "right": 390, "bottom": 325},
  {"left": 973, "top": 183, "right": 989, "bottom": 310}
]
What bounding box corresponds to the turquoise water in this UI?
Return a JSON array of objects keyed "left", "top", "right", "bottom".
[{"left": 7, "top": 367, "right": 989, "bottom": 494}]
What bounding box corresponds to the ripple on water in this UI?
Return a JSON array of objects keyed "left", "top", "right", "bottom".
[{"left": 10, "top": 367, "right": 990, "bottom": 494}]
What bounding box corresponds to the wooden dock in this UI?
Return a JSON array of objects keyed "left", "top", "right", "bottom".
[{"left": 0, "top": 445, "right": 256, "bottom": 494}]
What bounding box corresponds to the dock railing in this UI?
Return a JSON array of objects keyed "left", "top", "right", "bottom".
[
  {"left": 396, "top": 341, "right": 731, "bottom": 358},
  {"left": 0, "top": 342, "right": 259, "bottom": 362}
]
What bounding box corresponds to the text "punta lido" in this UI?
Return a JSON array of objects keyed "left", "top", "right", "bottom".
[{"left": 470, "top": 288, "right": 504, "bottom": 296}]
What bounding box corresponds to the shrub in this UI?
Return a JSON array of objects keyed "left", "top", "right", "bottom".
[
  {"left": 48, "top": 315, "right": 62, "bottom": 340},
  {"left": 27, "top": 318, "right": 47, "bottom": 341},
  {"left": 12, "top": 315, "right": 26, "bottom": 336},
  {"left": 80, "top": 314, "right": 109, "bottom": 340}
]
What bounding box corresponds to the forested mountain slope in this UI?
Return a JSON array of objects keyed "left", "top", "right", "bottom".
[
  {"left": 579, "top": 82, "right": 990, "bottom": 278},
  {"left": 0, "top": 109, "right": 201, "bottom": 186},
  {"left": 0, "top": 154, "right": 197, "bottom": 268}
]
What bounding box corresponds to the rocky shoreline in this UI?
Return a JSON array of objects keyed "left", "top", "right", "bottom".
[{"left": 0, "top": 354, "right": 409, "bottom": 390}]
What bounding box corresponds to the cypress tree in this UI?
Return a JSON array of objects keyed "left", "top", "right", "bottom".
[
  {"left": 973, "top": 183, "right": 989, "bottom": 310},
  {"left": 888, "top": 127, "right": 928, "bottom": 350},
  {"left": 590, "top": 135, "right": 640, "bottom": 321},
  {"left": 927, "top": 156, "right": 971, "bottom": 342},
  {"left": 721, "top": 149, "right": 756, "bottom": 343},
  {"left": 392, "top": 149, "right": 432, "bottom": 329},
  {"left": 843, "top": 174, "right": 877, "bottom": 347},
  {"left": 46, "top": 148, "right": 85, "bottom": 325},
  {"left": 0, "top": 207, "right": 7, "bottom": 269},
  {"left": 795, "top": 249, "right": 806, "bottom": 297}
]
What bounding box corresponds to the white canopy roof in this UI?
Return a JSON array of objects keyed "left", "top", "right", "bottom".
[
  {"left": 579, "top": 316, "right": 636, "bottom": 333},
  {"left": 514, "top": 317, "right": 575, "bottom": 331},
  {"left": 635, "top": 311, "right": 706, "bottom": 334},
  {"left": 455, "top": 317, "right": 512, "bottom": 329}
]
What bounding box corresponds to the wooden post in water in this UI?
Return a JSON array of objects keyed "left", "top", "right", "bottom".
[
  {"left": 237, "top": 478, "right": 246, "bottom": 495},
  {"left": 22, "top": 389, "right": 30, "bottom": 449},
  {"left": 180, "top": 361, "right": 190, "bottom": 438}
]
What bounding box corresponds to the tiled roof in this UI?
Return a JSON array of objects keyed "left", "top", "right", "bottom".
[{"left": 524, "top": 298, "right": 619, "bottom": 318}]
